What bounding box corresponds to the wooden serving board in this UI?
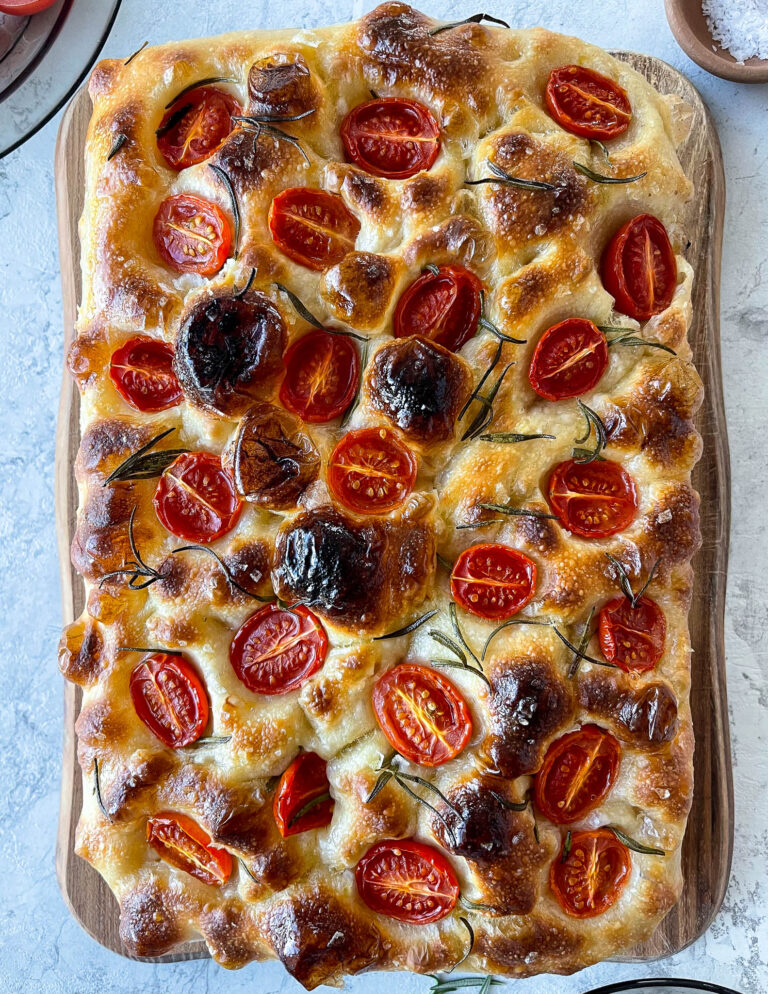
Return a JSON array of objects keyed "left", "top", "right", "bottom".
[{"left": 54, "top": 53, "right": 733, "bottom": 967}]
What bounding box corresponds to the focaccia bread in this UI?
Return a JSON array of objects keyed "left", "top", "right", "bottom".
[{"left": 58, "top": 4, "right": 702, "bottom": 987}]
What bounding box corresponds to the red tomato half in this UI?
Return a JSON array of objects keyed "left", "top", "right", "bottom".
[
  {"left": 279, "top": 330, "right": 359, "bottom": 423},
  {"left": 0, "top": 0, "right": 56, "bottom": 10},
  {"left": 273, "top": 752, "right": 334, "bottom": 837},
  {"left": 146, "top": 811, "right": 232, "bottom": 886},
  {"left": 269, "top": 188, "right": 361, "bottom": 270},
  {"left": 599, "top": 595, "right": 666, "bottom": 672},
  {"left": 545, "top": 65, "right": 631, "bottom": 140},
  {"left": 372, "top": 663, "right": 472, "bottom": 767},
  {"left": 157, "top": 86, "right": 240, "bottom": 170},
  {"left": 550, "top": 828, "right": 631, "bottom": 918},
  {"left": 394, "top": 264, "right": 482, "bottom": 353},
  {"left": 534, "top": 725, "right": 621, "bottom": 824},
  {"left": 340, "top": 97, "right": 440, "bottom": 179},
  {"left": 328, "top": 427, "right": 417, "bottom": 515},
  {"left": 601, "top": 214, "right": 677, "bottom": 323},
  {"left": 109, "top": 336, "right": 182, "bottom": 412},
  {"left": 153, "top": 194, "right": 232, "bottom": 276},
  {"left": 529, "top": 319, "right": 609, "bottom": 401},
  {"left": 230, "top": 603, "right": 328, "bottom": 695},
  {"left": 355, "top": 838, "right": 459, "bottom": 923},
  {"left": 451, "top": 544, "right": 536, "bottom": 621},
  {"left": 129, "top": 654, "right": 209, "bottom": 748},
  {"left": 547, "top": 459, "right": 638, "bottom": 539},
  {"left": 153, "top": 452, "right": 242, "bottom": 543}
]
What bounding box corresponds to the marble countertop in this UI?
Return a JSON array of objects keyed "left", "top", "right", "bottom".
[{"left": 0, "top": 1, "right": 765, "bottom": 992}]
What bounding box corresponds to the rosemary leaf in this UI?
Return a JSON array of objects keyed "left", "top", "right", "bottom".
[
  {"left": 567, "top": 606, "right": 596, "bottom": 679},
  {"left": 374, "top": 609, "right": 438, "bottom": 640},
  {"left": 429, "top": 977, "right": 503, "bottom": 993},
  {"left": 489, "top": 790, "right": 528, "bottom": 812},
  {"left": 591, "top": 138, "right": 610, "bottom": 161},
  {"left": 429, "top": 630, "right": 467, "bottom": 665},
  {"left": 461, "top": 362, "right": 514, "bottom": 441},
  {"left": 459, "top": 341, "right": 502, "bottom": 420},
  {"left": 117, "top": 646, "right": 182, "bottom": 656},
  {"left": 238, "top": 856, "right": 259, "bottom": 883},
  {"left": 393, "top": 776, "right": 458, "bottom": 848},
  {"left": 573, "top": 161, "right": 647, "bottom": 185},
  {"left": 572, "top": 399, "right": 607, "bottom": 464},
  {"left": 165, "top": 76, "right": 234, "bottom": 109},
  {"left": 209, "top": 164, "right": 240, "bottom": 259},
  {"left": 99, "top": 507, "right": 166, "bottom": 590},
  {"left": 340, "top": 339, "right": 369, "bottom": 427},
  {"left": 562, "top": 830, "right": 572, "bottom": 862},
  {"left": 429, "top": 13, "right": 510, "bottom": 35},
  {"left": 478, "top": 502, "right": 558, "bottom": 519},
  {"left": 124, "top": 40, "right": 148, "bottom": 66},
  {"left": 155, "top": 103, "right": 193, "bottom": 138},
  {"left": 437, "top": 553, "right": 454, "bottom": 572},
  {"left": 365, "top": 770, "right": 393, "bottom": 804},
  {"left": 273, "top": 282, "right": 325, "bottom": 329},
  {"left": 459, "top": 896, "right": 495, "bottom": 913},
  {"left": 424, "top": 262, "right": 441, "bottom": 275},
  {"left": 635, "top": 559, "right": 660, "bottom": 600},
  {"left": 183, "top": 735, "right": 232, "bottom": 749},
  {"left": 93, "top": 758, "right": 112, "bottom": 823},
  {"left": 479, "top": 432, "right": 555, "bottom": 443},
  {"left": 242, "top": 108, "right": 315, "bottom": 124},
  {"left": 482, "top": 618, "right": 552, "bottom": 661},
  {"left": 455, "top": 519, "right": 505, "bottom": 531},
  {"left": 171, "top": 544, "right": 273, "bottom": 601},
  {"left": 234, "top": 267, "right": 257, "bottom": 299},
  {"left": 604, "top": 552, "right": 637, "bottom": 604},
  {"left": 107, "top": 133, "right": 127, "bottom": 161},
  {"left": 604, "top": 331, "right": 677, "bottom": 356},
  {"left": 232, "top": 116, "right": 311, "bottom": 165},
  {"left": 103, "top": 427, "right": 184, "bottom": 486},
  {"left": 431, "top": 659, "right": 492, "bottom": 689},
  {"left": 478, "top": 315, "right": 526, "bottom": 345},
  {"left": 455, "top": 917, "right": 475, "bottom": 967},
  {"left": 609, "top": 826, "right": 666, "bottom": 856},
  {"left": 288, "top": 791, "right": 332, "bottom": 826},
  {"left": 551, "top": 625, "right": 615, "bottom": 668},
  {"left": 449, "top": 602, "right": 480, "bottom": 665}
]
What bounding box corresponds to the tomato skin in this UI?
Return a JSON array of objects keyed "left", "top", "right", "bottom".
[
  {"left": 273, "top": 752, "right": 334, "bottom": 837},
  {"left": 229, "top": 603, "right": 328, "bottom": 695},
  {"left": 0, "top": 0, "right": 56, "bottom": 11},
  {"left": 545, "top": 65, "right": 631, "bottom": 140},
  {"left": 534, "top": 725, "right": 621, "bottom": 825},
  {"left": 355, "top": 838, "right": 459, "bottom": 923},
  {"left": 372, "top": 663, "right": 472, "bottom": 767},
  {"left": 109, "top": 336, "right": 183, "bottom": 412},
  {"left": 269, "top": 188, "right": 361, "bottom": 271},
  {"left": 130, "top": 654, "right": 209, "bottom": 748},
  {"left": 279, "top": 330, "right": 359, "bottom": 423},
  {"left": 601, "top": 214, "right": 677, "bottom": 322},
  {"left": 394, "top": 265, "right": 482, "bottom": 353},
  {"left": 547, "top": 458, "right": 638, "bottom": 539},
  {"left": 153, "top": 195, "right": 232, "bottom": 276},
  {"left": 328, "top": 427, "right": 418, "bottom": 515},
  {"left": 153, "top": 452, "right": 242, "bottom": 544},
  {"left": 340, "top": 98, "right": 440, "bottom": 179},
  {"left": 451, "top": 543, "right": 537, "bottom": 621},
  {"left": 146, "top": 811, "right": 232, "bottom": 886},
  {"left": 529, "top": 319, "right": 609, "bottom": 401},
  {"left": 550, "top": 828, "right": 631, "bottom": 918},
  {"left": 157, "top": 86, "right": 240, "bottom": 170},
  {"left": 599, "top": 595, "right": 666, "bottom": 672}
]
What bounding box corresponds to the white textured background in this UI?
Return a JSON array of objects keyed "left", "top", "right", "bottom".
[{"left": 0, "top": 1, "right": 765, "bottom": 991}]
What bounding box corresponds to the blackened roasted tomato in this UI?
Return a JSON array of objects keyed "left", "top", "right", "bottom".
[
  {"left": 129, "top": 653, "right": 209, "bottom": 748},
  {"left": 340, "top": 97, "right": 440, "bottom": 179},
  {"left": 355, "top": 838, "right": 459, "bottom": 923},
  {"left": 157, "top": 86, "right": 240, "bottom": 170},
  {"left": 599, "top": 595, "right": 666, "bottom": 672},
  {"left": 273, "top": 751, "right": 334, "bottom": 837},
  {"left": 545, "top": 65, "right": 631, "bottom": 140},
  {"left": 153, "top": 452, "right": 242, "bottom": 543},
  {"left": 547, "top": 458, "right": 638, "bottom": 539},
  {"left": 248, "top": 54, "right": 313, "bottom": 118},
  {"left": 328, "top": 427, "right": 417, "bottom": 515},
  {"left": 279, "top": 329, "right": 359, "bottom": 423},
  {"left": 534, "top": 724, "right": 621, "bottom": 824},
  {"left": 601, "top": 214, "right": 677, "bottom": 322},
  {"left": 109, "top": 336, "right": 182, "bottom": 412},
  {"left": 529, "top": 319, "right": 609, "bottom": 401},
  {"left": 550, "top": 828, "right": 631, "bottom": 918},
  {"left": 394, "top": 264, "right": 482, "bottom": 353},
  {"left": 153, "top": 194, "right": 231, "bottom": 276},
  {"left": 229, "top": 603, "right": 328, "bottom": 695},
  {"left": 146, "top": 811, "right": 232, "bottom": 886},
  {"left": 269, "top": 188, "right": 360, "bottom": 270},
  {"left": 451, "top": 544, "right": 536, "bottom": 621}
]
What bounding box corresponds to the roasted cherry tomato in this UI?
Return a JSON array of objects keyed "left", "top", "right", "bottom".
[
  {"left": 328, "top": 427, "right": 417, "bottom": 515},
  {"left": 394, "top": 264, "right": 482, "bottom": 353},
  {"left": 109, "top": 336, "right": 183, "bottom": 412},
  {"left": 269, "top": 188, "right": 360, "bottom": 270},
  {"left": 279, "top": 329, "right": 359, "bottom": 423},
  {"left": 535, "top": 725, "right": 621, "bottom": 825},
  {"left": 372, "top": 663, "right": 472, "bottom": 767},
  {"left": 340, "top": 97, "right": 440, "bottom": 179},
  {"left": 550, "top": 828, "right": 631, "bottom": 918},
  {"left": 156, "top": 86, "right": 240, "bottom": 170},
  {"left": 545, "top": 65, "right": 631, "bottom": 140},
  {"left": 599, "top": 595, "right": 666, "bottom": 672},
  {"left": 0, "top": 0, "right": 56, "bottom": 10},
  {"left": 146, "top": 811, "right": 232, "bottom": 886},
  {"left": 153, "top": 194, "right": 232, "bottom": 276},
  {"left": 230, "top": 603, "right": 328, "bottom": 695},
  {"left": 129, "top": 654, "right": 209, "bottom": 748},
  {"left": 451, "top": 543, "right": 536, "bottom": 621},
  {"left": 153, "top": 452, "right": 242, "bottom": 543},
  {"left": 355, "top": 838, "right": 459, "bottom": 923},
  {"left": 547, "top": 458, "right": 637, "bottom": 539},
  {"left": 529, "top": 318, "right": 609, "bottom": 401},
  {"left": 273, "top": 751, "right": 334, "bottom": 837},
  {"left": 601, "top": 214, "right": 677, "bottom": 323}
]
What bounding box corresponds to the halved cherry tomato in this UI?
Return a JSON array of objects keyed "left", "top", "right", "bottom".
[
  {"left": 451, "top": 544, "right": 536, "bottom": 621},
  {"left": 269, "top": 188, "right": 360, "bottom": 270},
  {"left": 129, "top": 654, "right": 209, "bottom": 748},
  {"left": 279, "top": 329, "right": 359, "bottom": 423},
  {"left": 0, "top": 0, "right": 57, "bottom": 11},
  {"left": 601, "top": 214, "right": 677, "bottom": 323},
  {"left": 547, "top": 459, "right": 638, "bottom": 539},
  {"left": 153, "top": 452, "right": 242, "bottom": 543},
  {"left": 355, "top": 838, "right": 459, "bottom": 923},
  {"left": 328, "top": 427, "right": 417, "bottom": 515},
  {"left": 529, "top": 319, "right": 609, "bottom": 401},
  {"left": 535, "top": 725, "right": 621, "bottom": 825},
  {"left": 146, "top": 811, "right": 232, "bottom": 886},
  {"left": 273, "top": 751, "right": 334, "bottom": 837},
  {"left": 599, "top": 595, "right": 666, "bottom": 672},
  {"left": 372, "top": 663, "right": 472, "bottom": 767},
  {"left": 156, "top": 86, "right": 240, "bottom": 171},
  {"left": 109, "top": 336, "right": 182, "bottom": 412},
  {"left": 229, "top": 603, "right": 328, "bottom": 695},
  {"left": 550, "top": 828, "right": 631, "bottom": 918},
  {"left": 545, "top": 65, "right": 631, "bottom": 140},
  {"left": 394, "top": 264, "right": 482, "bottom": 353},
  {"left": 340, "top": 98, "right": 440, "bottom": 179},
  {"left": 153, "top": 194, "right": 232, "bottom": 276}
]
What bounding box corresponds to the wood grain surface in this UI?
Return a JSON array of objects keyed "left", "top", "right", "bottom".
[{"left": 54, "top": 51, "right": 733, "bottom": 966}]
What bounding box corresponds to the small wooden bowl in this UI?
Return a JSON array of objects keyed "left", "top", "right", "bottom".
[{"left": 665, "top": 0, "right": 768, "bottom": 82}]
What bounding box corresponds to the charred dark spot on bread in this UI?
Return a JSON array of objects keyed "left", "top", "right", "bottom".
[
  {"left": 58, "top": 615, "right": 105, "bottom": 687},
  {"left": 475, "top": 914, "right": 584, "bottom": 971},
  {"left": 119, "top": 883, "right": 188, "bottom": 958},
  {"left": 578, "top": 672, "right": 679, "bottom": 748},
  {"left": 199, "top": 904, "right": 260, "bottom": 967},
  {"left": 76, "top": 418, "right": 157, "bottom": 479},
  {"left": 248, "top": 53, "right": 316, "bottom": 118},
  {"left": 403, "top": 215, "right": 495, "bottom": 272}
]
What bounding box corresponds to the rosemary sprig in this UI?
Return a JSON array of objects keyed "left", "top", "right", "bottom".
[
  {"left": 238, "top": 856, "right": 259, "bottom": 883},
  {"left": 591, "top": 139, "right": 610, "bottom": 161},
  {"left": 455, "top": 918, "right": 475, "bottom": 968},
  {"left": 477, "top": 502, "right": 558, "bottom": 520},
  {"left": 429, "top": 627, "right": 491, "bottom": 688},
  {"left": 562, "top": 830, "right": 573, "bottom": 861},
  {"left": 239, "top": 109, "right": 315, "bottom": 124},
  {"left": 107, "top": 133, "right": 127, "bottom": 161},
  {"left": 103, "top": 428, "right": 187, "bottom": 486},
  {"left": 572, "top": 399, "right": 607, "bottom": 464},
  {"left": 550, "top": 625, "right": 616, "bottom": 668},
  {"left": 234, "top": 267, "right": 256, "bottom": 299},
  {"left": 459, "top": 341, "right": 501, "bottom": 420},
  {"left": 478, "top": 290, "right": 526, "bottom": 345},
  {"left": 455, "top": 520, "right": 504, "bottom": 531},
  {"left": 481, "top": 618, "right": 551, "bottom": 661},
  {"left": 288, "top": 791, "right": 332, "bottom": 827},
  {"left": 573, "top": 161, "right": 647, "bottom": 184},
  {"left": 605, "top": 553, "right": 659, "bottom": 608},
  {"left": 99, "top": 507, "right": 167, "bottom": 590},
  {"left": 155, "top": 103, "right": 193, "bottom": 139},
  {"left": 374, "top": 609, "right": 438, "bottom": 640},
  {"left": 599, "top": 326, "right": 677, "bottom": 356},
  {"left": 459, "top": 895, "right": 495, "bottom": 913},
  {"left": 93, "top": 758, "right": 112, "bottom": 823},
  {"left": 209, "top": 163, "right": 240, "bottom": 258},
  {"left": 429, "top": 977, "right": 502, "bottom": 994},
  {"left": 117, "top": 646, "right": 182, "bottom": 656},
  {"left": 489, "top": 790, "right": 528, "bottom": 812},
  {"left": 165, "top": 76, "right": 234, "bottom": 109},
  {"left": 273, "top": 283, "right": 367, "bottom": 341},
  {"left": 232, "top": 116, "right": 311, "bottom": 165},
  {"left": 124, "top": 41, "right": 148, "bottom": 66},
  {"left": 460, "top": 348, "right": 514, "bottom": 441},
  {"left": 183, "top": 735, "right": 232, "bottom": 749},
  {"left": 609, "top": 826, "right": 666, "bottom": 856},
  {"left": 567, "top": 606, "right": 596, "bottom": 679},
  {"left": 340, "top": 339, "right": 369, "bottom": 428},
  {"left": 479, "top": 432, "right": 555, "bottom": 443},
  {"left": 171, "top": 544, "right": 273, "bottom": 601},
  {"left": 466, "top": 160, "right": 559, "bottom": 193},
  {"left": 449, "top": 603, "right": 481, "bottom": 666},
  {"left": 429, "top": 12, "right": 510, "bottom": 35}
]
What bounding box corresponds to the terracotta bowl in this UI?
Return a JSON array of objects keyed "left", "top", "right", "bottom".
[{"left": 665, "top": 0, "right": 768, "bottom": 82}]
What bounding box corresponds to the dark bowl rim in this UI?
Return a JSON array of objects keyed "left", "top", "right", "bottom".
[{"left": 581, "top": 978, "right": 742, "bottom": 994}]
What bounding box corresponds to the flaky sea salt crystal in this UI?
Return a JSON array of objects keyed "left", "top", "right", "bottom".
[{"left": 702, "top": 0, "right": 768, "bottom": 63}]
